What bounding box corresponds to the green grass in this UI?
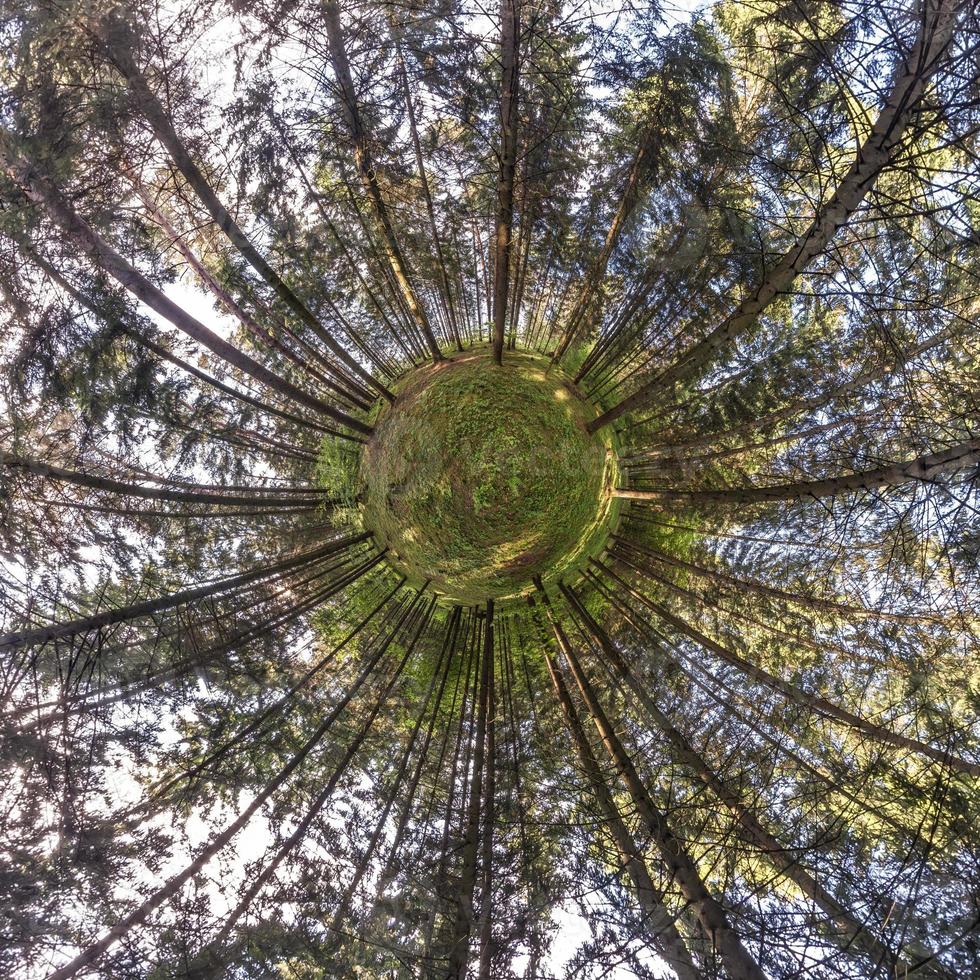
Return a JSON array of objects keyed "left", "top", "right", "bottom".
[{"left": 358, "top": 348, "right": 617, "bottom": 603}]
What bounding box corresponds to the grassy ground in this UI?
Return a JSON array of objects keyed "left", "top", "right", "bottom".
[{"left": 358, "top": 348, "right": 617, "bottom": 603}]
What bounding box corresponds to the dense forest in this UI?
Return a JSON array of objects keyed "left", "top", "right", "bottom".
[{"left": 1, "top": 0, "right": 979, "bottom": 977}]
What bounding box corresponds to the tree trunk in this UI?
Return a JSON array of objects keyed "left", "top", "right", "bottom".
[
  {"left": 94, "top": 20, "right": 394, "bottom": 402},
  {"left": 43, "top": 579, "right": 408, "bottom": 980},
  {"left": 0, "top": 531, "right": 371, "bottom": 650},
  {"left": 492, "top": 0, "right": 520, "bottom": 365},
  {"left": 611, "top": 535, "right": 932, "bottom": 625},
  {"left": 205, "top": 595, "right": 436, "bottom": 963},
  {"left": 559, "top": 582, "right": 948, "bottom": 978},
  {"left": 589, "top": 0, "right": 959, "bottom": 431},
  {"left": 0, "top": 137, "right": 373, "bottom": 435},
  {"left": 529, "top": 597, "right": 699, "bottom": 980},
  {"left": 536, "top": 586, "right": 766, "bottom": 980},
  {"left": 321, "top": 0, "right": 443, "bottom": 362},
  {"left": 614, "top": 437, "right": 980, "bottom": 504},
  {"left": 605, "top": 562, "right": 980, "bottom": 777},
  {"left": 0, "top": 453, "right": 322, "bottom": 509},
  {"left": 447, "top": 600, "right": 494, "bottom": 979}
]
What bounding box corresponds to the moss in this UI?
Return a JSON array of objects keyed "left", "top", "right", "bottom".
[{"left": 357, "top": 348, "right": 616, "bottom": 603}]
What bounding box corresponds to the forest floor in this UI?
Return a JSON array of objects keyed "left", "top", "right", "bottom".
[{"left": 356, "top": 347, "right": 619, "bottom": 602}]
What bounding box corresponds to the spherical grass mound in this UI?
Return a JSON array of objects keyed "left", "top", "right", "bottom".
[{"left": 359, "top": 349, "right": 614, "bottom": 602}]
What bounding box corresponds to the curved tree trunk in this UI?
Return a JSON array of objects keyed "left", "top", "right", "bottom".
[
  {"left": 529, "top": 597, "right": 700, "bottom": 980},
  {"left": 139, "top": 190, "right": 374, "bottom": 410},
  {"left": 559, "top": 582, "right": 950, "bottom": 978},
  {"left": 0, "top": 137, "right": 373, "bottom": 435},
  {"left": 24, "top": 249, "right": 361, "bottom": 442},
  {"left": 535, "top": 585, "right": 766, "bottom": 980}
]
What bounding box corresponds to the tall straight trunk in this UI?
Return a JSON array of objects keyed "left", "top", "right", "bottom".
[
  {"left": 391, "top": 27, "right": 463, "bottom": 351},
  {"left": 377, "top": 608, "right": 463, "bottom": 890},
  {"left": 585, "top": 561, "right": 916, "bottom": 837},
  {"left": 625, "top": 410, "right": 880, "bottom": 474},
  {"left": 25, "top": 250, "right": 360, "bottom": 441},
  {"left": 611, "top": 535, "right": 930, "bottom": 625},
  {"left": 589, "top": 0, "right": 960, "bottom": 432},
  {"left": 552, "top": 126, "right": 660, "bottom": 363},
  {"left": 535, "top": 585, "right": 766, "bottom": 980},
  {"left": 603, "top": 559, "right": 980, "bottom": 777},
  {"left": 529, "top": 598, "right": 699, "bottom": 980},
  {"left": 269, "top": 111, "right": 402, "bottom": 377},
  {"left": 322, "top": 0, "right": 443, "bottom": 362},
  {"left": 94, "top": 22, "right": 393, "bottom": 402},
  {"left": 325, "top": 602, "right": 453, "bottom": 940},
  {"left": 558, "top": 582, "right": 947, "bottom": 978},
  {"left": 447, "top": 600, "right": 494, "bottom": 979},
  {"left": 491, "top": 0, "right": 520, "bottom": 365},
  {"left": 139, "top": 191, "right": 374, "bottom": 409},
  {"left": 205, "top": 595, "right": 436, "bottom": 964},
  {"left": 0, "top": 138, "right": 373, "bottom": 435},
  {"left": 476, "top": 618, "right": 497, "bottom": 978},
  {"left": 642, "top": 313, "right": 971, "bottom": 461},
  {"left": 614, "top": 437, "right": 980, "bottom": 504},
  {"left": 0, "top": 532, "right": 370, "bottom": 651},
  {"left": 421, "top": 611, "right": 478, "bottom": 967},
  {"left": 0, "top": 454, "right": 321, "bottom": 509},
  {"left": 140, "top": 574, "right": 400, "bottom": 805}
]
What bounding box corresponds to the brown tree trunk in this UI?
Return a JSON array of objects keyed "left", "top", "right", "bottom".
[
  {"left": 0, "top": 453, "right": 323, "bottom": 509},
  {"left": 94, "top": 21, "right": 394, "bottom": 401},
  {"left": 536, "top": 586, "right": 766, "bottom": 980},
  {"left": 0, "top": 531, "right": 370, "bottom": 650},
  {"left": 322, "top": 0, "right": 444, "bottom": 362},
  {"left": 492, "top": 0, "right": 520, "bottom": 365},
  {"left": 604, "top": 562, "right": 980, "bottom": 777},
  {"left": 447, "top": 600, "right": 494, "bottom": 978},
  {"left": 559, "top": 582, "right": 948, "bottom": 977},
  {"left": 614, "top": 437, "right": 980, "bottom": 504},
  {"left": 0, "top": 138, "right": 373, "bottom": 435},
  {"left": 529, "top": 598, "right": 700, "bottom": 980},
  {"left": 204, "top": 596, "right": 436, "bottom": 963},
  {"left": 44, "top": 581, "right": 407, "bottom": 980},
  {"left": 391, "top": 25, "right": 463, "bottom": 351},
  {"left": 589, "top": 0, "right": 960, "bottom": 431}
]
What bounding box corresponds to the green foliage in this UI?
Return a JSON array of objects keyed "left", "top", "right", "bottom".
[{"left": 357, "top": 348, "right": 614, "bottom": 602}]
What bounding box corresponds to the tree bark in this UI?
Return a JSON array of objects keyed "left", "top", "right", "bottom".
[
  {"left": 492, "top": 0, "right": 521, "bottom": 365},
  {"left": 613, "top": 437, "right": 980, "bottom": 504},
  {"left": 590, "top": 0, "right": 960, "bottom": 431},
  {"left": 447, "top": 600, "right": 494, "bottom": 979},
  {"left": 322, "top": 0, "right": 444, "bottom": 362},
  {"left": 536, "top": 586, "right": 765, "bottom": 980},
  {"left": 0, "top": 136, "right": 373, "bottom": 435},
  {"left": 94, "top": 19, "right": 394, "bottom": 402},
  {"left": 529, "top": 596, "right": 699, "bottom": 980},
  {"left": 559, "top": 582, "right": 948, "bottom": 978},
  {"left": 0, "top": 531, "right": 371, "bottom": 650},
  {"left": 0, "top": 453, "right": 322, "bottom": 509},
  {"left": 43, "top": 576, "right": 402, "bottom": 980},
  {"left": 607, "top": 566, "right": 980, "bottom": 777}
]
